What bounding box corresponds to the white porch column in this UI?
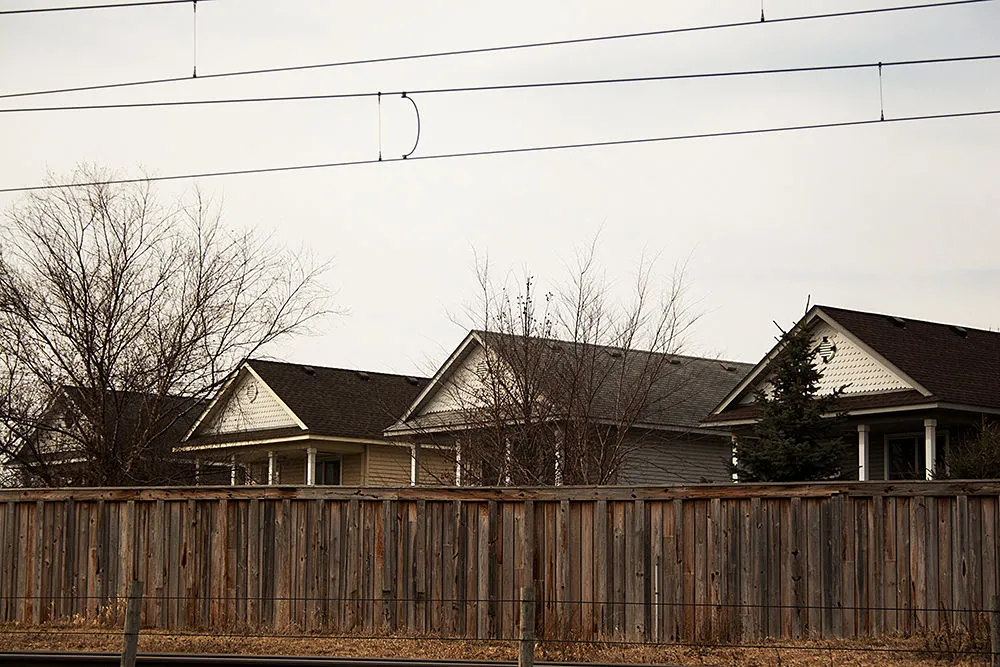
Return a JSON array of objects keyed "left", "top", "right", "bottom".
[
  {"left": 503, "top": 437, "right": 513, "bottom": 486},
  {"left": 924, "top": 419, "right": 937, "bottom": 480},
  {"left": 410, "top": 442, "right": 420, "bottom": 486},
  {"left": 731, "top": 434, "right": 739, "bottom": 483},
  {"left": 858, "top": 424, "right": 870, "bottom": 481},
  {"left": 230, "top": 455, "right": 238, "bottom": 486},
  {"left": 267, "top": 450, "right": 278, "bottom": 485},
  {"left": 554, "top": 429, "right": 564, "bottom": 487},
  {"left": 306, "top": 447, "right": 317, "bottom": 486},
  {"left": 455, "top": 440, "right": 463, "bottom": 487}
]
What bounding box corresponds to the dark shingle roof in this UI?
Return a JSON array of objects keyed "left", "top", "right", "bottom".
[
  {"left": 393, "top": 331, "right": 752, "bottom": 432},
  {"left": 705, "top": 305, "right": 1000, "bottom": 424},
  {"left": 816, "top": 305, "right": 1000, "bottom": 410},
  {"left": 247, "top": 360, "right": 429, "bottom": 440}
]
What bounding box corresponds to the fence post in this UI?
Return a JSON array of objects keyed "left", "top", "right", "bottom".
[
  {"left": 992, "top": 594, "right": 1000, "bottom": 667},
  {"left": 120, "top": 580, "right": 144, "bottom": 667},
  {"left": 520, "top": 586, "right": 536, "bottom": 667}
]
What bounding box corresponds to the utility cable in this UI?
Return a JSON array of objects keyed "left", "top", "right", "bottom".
[
  {"left": 2, "top": 53, "right": 996, "bottom": 114},
  {"left": 0, "top": 0, "right": 991, "bottom": 100},
  {"left": 1, "top": 107, "right": 997, "bottom": 194},
  {"left": 0, "top": 0, "right": 213, "bottom": 15}
]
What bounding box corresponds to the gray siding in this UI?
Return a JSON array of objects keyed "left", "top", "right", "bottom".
[{"left": 618, "top": 431, "right": 732, "bottom": 485}]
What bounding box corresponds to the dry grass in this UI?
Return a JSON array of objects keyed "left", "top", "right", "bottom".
[{"left": 0, "top": 622, "right": 992, "bottom": 666}]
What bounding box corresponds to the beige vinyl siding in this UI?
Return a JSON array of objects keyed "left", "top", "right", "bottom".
[
  {"left": 740, "top": 321, "right": 911, "bottom": 406},
  {"left": 198, "top": 371, "right": 298, "bottom": 434},
  {"left": 618, "top": 432, "right": 732, "bottom": 485},
  {"left": 366, "top": 444, "right": 413, "bottom": 486},
  {"left": 418, "top": 446, "right": 455, "bottom": 485},
  {"left": 277, "top": 455, "right": 306, "bottom": 484},
  {"left": 341, "top": 453, "right": 364, "bottom": 485}
]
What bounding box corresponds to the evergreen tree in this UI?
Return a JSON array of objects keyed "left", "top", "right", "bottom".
[
  {"left": 732, "top": 325, "right": 845, "bottom": 482},
  {"left": 939, "top": 421, "right": 1000, "bottom": 480}
]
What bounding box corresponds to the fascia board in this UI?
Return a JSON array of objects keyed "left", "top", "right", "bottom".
[
  {"left": 182, "top": 366, "right": 244, "bottom": 441},
  {"left": 396, "top": 331, "right": 481, "bottom": 423},
  {"left": 708, "top": 306, "right": 823, "bottom": 416}
]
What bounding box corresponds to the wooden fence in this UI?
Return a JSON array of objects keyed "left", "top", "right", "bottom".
[{"left": 0, "top": 482, "right": 997, "bottom": 642}]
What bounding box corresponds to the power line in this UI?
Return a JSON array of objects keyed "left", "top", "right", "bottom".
[
  {"left": 3, "top": 53, "right": 997, "bottom": 114},
  {"left": 0, "top": 0, "right": 992, "bottom": 100},
  {"left": 0, "top": 0, "right": 211, "bottom": 16},
  {"left": 1, "top": 107, "right": 997, "bottom": 194}
]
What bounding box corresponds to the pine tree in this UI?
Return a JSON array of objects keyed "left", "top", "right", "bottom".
[{"left": 732, "top": 325, "right": 845, "bottom": 482}]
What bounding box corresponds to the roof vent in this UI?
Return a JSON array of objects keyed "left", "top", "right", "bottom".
[
  {"left": 405, "top": 376, "right": 420, "bottom": 386},
  {"left": 548, "top": 342, "right": 563, "bottom": 351},
  {"left": 950, "top": 325, "right": 968, "bottom": 338},
  {"left": 357, "top": 371, "right": 371, "bottom": 381},
  {"left": 667, "top": 357, "right": 682, "bottom": 365},
  {"left": 888, "top": 316, "right": 907, "bottom": 328},
  {"left": 302, "top": 365, "right": 315, "bottom": 375},
  {"left": 721, "top": 363, "right": 737, "bottom": 372},
  {"left": 607, "top": 349, "right": 623, "bottom": 359}
]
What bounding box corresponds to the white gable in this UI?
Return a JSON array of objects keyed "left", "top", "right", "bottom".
[
  {"left": 740, "top": 320, "right": 911, "bottom": 404},
  {"left": 418, "top": 343, "right": 494, "bottom": 415},
  {"left": 194, "top": 370, "right": 298, "bottom": 435}
]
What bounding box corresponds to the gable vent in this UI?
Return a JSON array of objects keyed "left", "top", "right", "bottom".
[
  {"left": 357, "top": 371, "right": 371, "bottom": 381},
  {"left": 302, "top": 365, "right": 316, "bottom": 375},
  {"left": 888, "top": 316, "right": 907, "bottom": 328},
  {"left": 817, "top": 336, "right": 837, "bottom": 363},
  {"left": 950, "top": 325, "right": 968, "bottom": 338}
]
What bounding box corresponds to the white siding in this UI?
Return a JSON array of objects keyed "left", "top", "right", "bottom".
[
  {"left": 419, "top": 344, "right": 493, "bottom": 415},
  {"left": 740, "top": 321, "right": 911, "bottom": 404},
  {"left": 618, "top": 432, "right": 733, "bottom": 485},
  {"left": 809, "top": 321, "right": 911, "bottom": 396},
  {"left": 196, "top": 371, "right": 298, "bottom": 435}
]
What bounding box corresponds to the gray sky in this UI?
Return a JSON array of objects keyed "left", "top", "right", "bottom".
[{"left": 2, "top": 0, "right": 998, "bottom": 376}]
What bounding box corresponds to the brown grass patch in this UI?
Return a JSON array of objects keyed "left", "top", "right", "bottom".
[{"left": 0, "top": 622, "right": 991, "bottom": 666}]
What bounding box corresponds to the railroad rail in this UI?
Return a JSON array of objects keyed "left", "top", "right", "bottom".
[{"left": 0, "top": 655, "right": 677, "bottom": 667}]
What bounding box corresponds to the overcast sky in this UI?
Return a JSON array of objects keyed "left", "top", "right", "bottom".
[{"left": 2, "top": 0, "right": 998, "bottom": 376}]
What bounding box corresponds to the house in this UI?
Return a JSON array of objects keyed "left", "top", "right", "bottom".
[
  {"left": 384, "top": 330, "right": 753, "bottom": 485},
  {"left": 178, "top": 359, "right": 454, "bottom": 485},
  {"left": 10, "top": 387, "right": 206, "bottom": 486},
  {"left": 703, "top": 305, "right": 1000, "bottom": 481}
]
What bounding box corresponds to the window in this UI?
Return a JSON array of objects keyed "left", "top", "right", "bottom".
[
  {"left": 318, "top": 457, "right": 341, "bottom": 485},
  {"left": 884, "top": 432, "right": 948, "bottom": 480}
]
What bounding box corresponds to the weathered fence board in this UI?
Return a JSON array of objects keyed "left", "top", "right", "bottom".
[{"left": 0, "top": 482, "right": 998, "bottom": 642}]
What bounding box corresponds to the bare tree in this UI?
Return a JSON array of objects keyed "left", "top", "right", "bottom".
[
  {"left": 0, "top": 166, "right": 333, "bottom": 486},
  {"left": 448, "top": 243, "right": 697, "bottom": 486}
]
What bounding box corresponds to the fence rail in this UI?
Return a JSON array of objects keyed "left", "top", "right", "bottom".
[{"left": 1, "top": 482, "right": 998, "bottom": 642}]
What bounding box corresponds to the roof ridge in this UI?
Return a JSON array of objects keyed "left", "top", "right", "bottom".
[
  {"left": 473, "top": 330, "right": 751, "bottom": 367},
  {"left": 248, "top": 358, "right": 430, "bottom": 381},
  {"left": 816, "top": 305, "right": 1000, "bottom": 337}
]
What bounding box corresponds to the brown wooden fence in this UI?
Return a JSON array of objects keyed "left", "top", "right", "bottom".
[{"left": 0, "top": 482, "right": 997, "bottom": 642}]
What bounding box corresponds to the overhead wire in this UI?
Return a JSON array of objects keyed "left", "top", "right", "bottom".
[
  {"left": 2, "top": 107, "right": 997, "bottom": 194},
  {"left": 2, "top": 53, "right": 997, "bottom": 114},
  {"left": 0, "top": 0, "right": 212, "bottom": 16},
  {"left": 0, "top": 0, "right": 992, "bottom": 100}
]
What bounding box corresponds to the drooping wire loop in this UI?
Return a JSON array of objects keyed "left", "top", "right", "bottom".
[
  {"left": 401, "top": 93, "right": 421, "bottom": 159},
  {"left": 192, "top": 0, "right": 198, "bottom": 78}
]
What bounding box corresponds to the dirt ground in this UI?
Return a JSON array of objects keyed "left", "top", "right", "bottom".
[{"left": 0, "top": 623, "right": 991, "bottom": 666}]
